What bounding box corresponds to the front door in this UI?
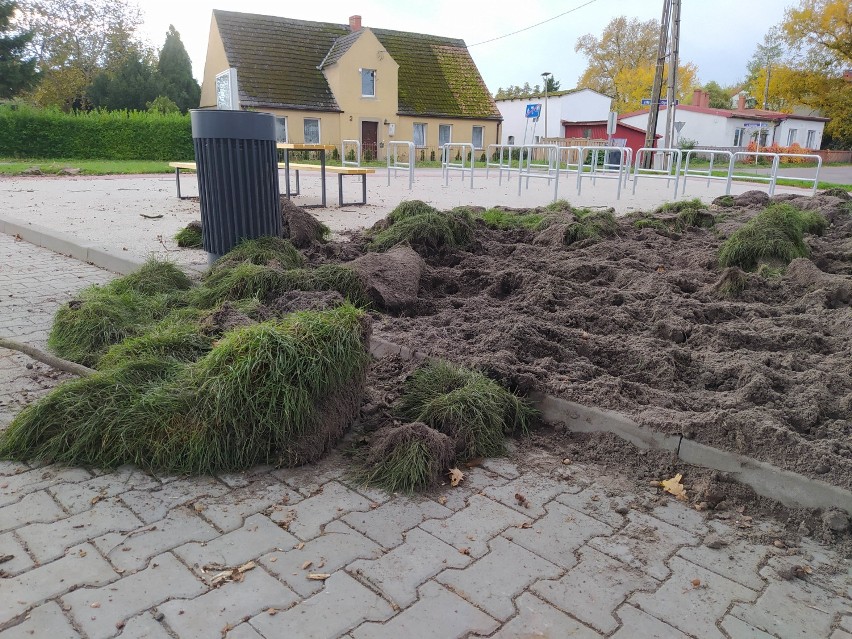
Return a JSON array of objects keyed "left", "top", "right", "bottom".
[{"left": 361, "top": 121, "right": 378, "bottom": 161}]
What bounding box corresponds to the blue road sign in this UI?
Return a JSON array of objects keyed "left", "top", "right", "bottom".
[
  {"left": 525, "top": 104, "right": 542, "bottom": 119},
  {"left": 742, "top": 122, "right": 768, "bottom": 128},
  {"left": 641, "top": 99, "right": 679, "bottom": 106}
]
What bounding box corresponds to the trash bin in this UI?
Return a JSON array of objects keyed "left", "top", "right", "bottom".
[{"left": 190, "top": 110, "right": 281, "bottom": 265}]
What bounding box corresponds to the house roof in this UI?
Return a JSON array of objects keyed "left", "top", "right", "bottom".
[
  {"left": 619, "top": 104, "right": 829, "bottom": 123},
  {"left": 213, "top": 10, "right": 501, "bottom": 119},
  {"left": 495, "top": 87, "right": 609, "bottom": 103},
  {"left": 562, "top": 119, "right": 661, "bottom": 137}
]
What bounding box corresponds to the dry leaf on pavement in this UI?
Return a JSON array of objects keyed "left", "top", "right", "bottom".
[
  {"left": 448, "top": 468, "right": 465, "bottom": 487},
  {"left": 660, "top": 473, "right": 687, "bottom": 501},
  {"left": 307, "top": 573, "right": 331, "bottom": 581}
]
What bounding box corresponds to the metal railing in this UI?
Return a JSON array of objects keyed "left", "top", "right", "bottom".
[
  {"left": 681, "top": 149, "right": 733, "bottom": 195},
  {"left": 485, "top": 144, "right": 520, "bottom": 184},
  {"left": 516, "top": 144, "right": 559, "bottom": 201},
  {"left": 725, "top": 152, "right": 822, "bottom": 195},
  {"left": 387, "top": 141, "right": 415, "bottom": 189},
  {"left": 441, "top": 143, "right": 475, "bottom": 187},
  {"left": 577, "top": 146, "right": 630, "bottom": 199},
  {"left": 633, "top": 148, "right": 683, "bottom": 196},
  {"left": 341, "top": 140, "right": 361, "bottom": 167}
]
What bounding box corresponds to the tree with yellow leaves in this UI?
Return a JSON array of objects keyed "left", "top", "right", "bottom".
[{"left": 613, "top": 62, "right": 698, "bottom": 114}]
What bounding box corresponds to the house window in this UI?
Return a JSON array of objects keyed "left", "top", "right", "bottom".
[
  {"left": 787, "top": 128, "right": 797, "bottom": 145},
  {"left": 806, "top": 130, "right": 816, "bottom": 148},
  {"left": 304, "top": 118, "right": 320, "bottom": 144},
  {"left": 733, "top": 127, "right": 745, "bottom": 146},
  {"left": 413, "top": 123, "right": 426, "bottom": 148},
  {"left": 472, "top": 126, "right": 484, "bottom": 150},
  {"left": 215, "top": 68, "right": 238, "bottom": 110},
  {"left": 438, "top": 124, "right": 452, "bottom": 147},
  {"left": 361, "top": 69, "right": 376, "bottom": 97},
  {"left": 583, "top": 128, "right": 592, "bottom": 139},
  {"left": 507, "top": 135, "right": 515, "bottom": 145},
  {"left": 274, "top": 117, "right": 288, "bottom": 143}
]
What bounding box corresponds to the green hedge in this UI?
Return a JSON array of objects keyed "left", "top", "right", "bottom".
[{"left": 0, "top": 105, "right": 193, "bottom": 160}]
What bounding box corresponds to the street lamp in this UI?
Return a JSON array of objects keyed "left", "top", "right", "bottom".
[{"left": 541, "top": 72, "right": 552, "bottom": 138}]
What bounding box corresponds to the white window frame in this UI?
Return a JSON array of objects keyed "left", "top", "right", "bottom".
[
  {"left": 507, "top": 135, "right": 515, "bottom": 145},
  {"left": 787, "top": 128, "right": 797, "bottom": 146},
  {"left": 733, "top": 127, "right": 745, "bottom": 146},
  {"left": 413, "top": 123, "right": 427, "bottom": 148},
  {"left": 215, "top": 68, "right": 239, "bottom": 110},
  {"left": 274, "top": 116, "right": 288, "bottom": 143},
  {"left": 472, "top": 125, "right": 484, "bottom": 150},
  {"left": 361, "top": 68, "right": 376, "bottom": 98},
  {"left": 304, "top": 118, "right": 320, "bottom": 144},
  {"left": 438, "top": 124, "right": 452, "bottom": 147},
  {"left": 806, "top": 130, "right": 816, "bottom": 149}
]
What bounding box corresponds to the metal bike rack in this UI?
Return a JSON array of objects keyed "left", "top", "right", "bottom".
[
  {"left": 633, "top": 148, "right": 683, "bottom": 196},
  {"left": 577, "top": 146, "right": 630, "bottom": 199},
  {"left": 485, "top": 144, "right": 520, "bottom": 184},
  {"left": 442, "top": 143, "right": 475, "bottom": 187},
  {"left": 516, "top": 144, "right": 559, "bottom": 201},
  {"left": 726, "top": 152, "right": 822, "bottom": 196},
  {"left": 387, "top": 141, "right": 415, "bottom": 189},
  {"left": 681, "top": 149, "right": 733, "bottom": 195},
  {"left": 342, "top": 139, "right": 361, "bottom": 167}
]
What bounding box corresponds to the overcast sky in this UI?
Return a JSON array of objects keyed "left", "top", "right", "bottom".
[{"left": 135, "top": 0, "right": 791, "bottom": 92}]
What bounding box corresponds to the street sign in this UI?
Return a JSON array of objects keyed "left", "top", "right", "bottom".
[
  {"left": 641, "top": 99, "right": 679, "bottom": 106},
  {"left": 743, "top": 122, "right": 768, "bottom": 128},
  {"left": 525, "top": 104, "right": 542, "bottom": 119},
  {"left": 674, "top": 121, "right": 685, "bottom": 133},
  {"left": 606, "top": 112, "right": 618, "bottom": 135}
]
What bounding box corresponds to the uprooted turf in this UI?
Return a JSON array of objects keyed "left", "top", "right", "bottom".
[{"left": 370, "top": 208, "right": 475, "bottom": 255}]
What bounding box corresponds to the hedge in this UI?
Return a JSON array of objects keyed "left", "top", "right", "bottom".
[{"left": 0, "top": 105, "right": 194, "bottom": 160}]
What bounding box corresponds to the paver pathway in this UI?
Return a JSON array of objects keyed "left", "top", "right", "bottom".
[{"left": 1, "top": 233, "right": 850, "bottom": 638}]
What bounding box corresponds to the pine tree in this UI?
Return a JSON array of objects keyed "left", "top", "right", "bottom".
[
  {"left": 0, "top": 0, "right": 37, "bottom": 99},
  {"left": 157, "top": 25, "right": 199, "bottom": 111}
]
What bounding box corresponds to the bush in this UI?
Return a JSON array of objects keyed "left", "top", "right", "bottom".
[{"left": 0, "top": 104, "right": 192, "bottom": 160}]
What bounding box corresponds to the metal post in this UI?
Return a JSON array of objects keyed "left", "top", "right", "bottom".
[
  {"left": 645, "top": 0, "right": 671, "bottom": 162},
  {"left": 663, "top": 0, "right": 681, "bottom": 150}
]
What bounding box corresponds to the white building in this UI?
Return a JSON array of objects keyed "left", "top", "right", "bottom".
[
  {"left": 620, "top": 102, "right": 828, "bottom": 150},
  {"left": 495, "top": 88, "right": 612, "bottom": 145}
]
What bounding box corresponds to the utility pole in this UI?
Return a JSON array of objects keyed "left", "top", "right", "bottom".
[
  {"left": 644, "top": 0, "right": 671, "bottom": 165},
  {"left": 541, "top": 71, "right": 552, "bottom": 139},
  {"left": 762, "top": 63, "right": 771, "bottom": 109},
  {"left": 663, "top": 0, "right": 681, "bottom": 149}
]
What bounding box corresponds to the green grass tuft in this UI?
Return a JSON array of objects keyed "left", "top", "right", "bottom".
[
  {"left": 675, "top": 207, "right": 715, "bottom": 230},
  {"left": 563, "top": 210, "right": 618, "bottom": 245},
  {"left": 654, "top": 198, "right": 704, "bottom": 214},
  {"left": 397, "top": 361, "right": 536, "bottom": 460},
  {"left": 713, "top": 195, "right": 736, "bottom": 207},
  {"left": 175, "top": 222, "right": 203, "bottom": 248},
  {"left": 387, "top": 200, "right": 439, "bottom": 224},
  {"left": 545, "top": 199, "right": 573, "bottom": 212},
  {"left": 714, "top": 267, "right": 748, "bottom": 296},
  {"left": 477, "top": 208, "right": 545, "bottom": 230},
  {"left": 718, "top": 203, "right": 827, "bottom": 271},
  {"left": 208, "top": 236, "right": 305, "bottom": 274},
  {"left": 108, "top": 259, "right": 193, "bottom": 296},
  {"left": 370, "top": 209, "right": 474, "bottom": 254}
]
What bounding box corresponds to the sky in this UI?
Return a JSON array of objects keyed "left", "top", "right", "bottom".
[{"left": 135, "top": 0, "right": 792, "bottom": 92}]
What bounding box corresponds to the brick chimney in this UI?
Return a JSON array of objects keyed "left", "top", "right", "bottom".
[
  {"left": 692, "top": 89, "right": 703, "bottom": 107},
  {"left": 349, "top": 15, "right": 361, "bottom": 32},
  {"left": 702, "top": 91, "right": 711, "bottom": 108},
  {"left": 737, "top": 93, "right": 746, "bottom": 110}
]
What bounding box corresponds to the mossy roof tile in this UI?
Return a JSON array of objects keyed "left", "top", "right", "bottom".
[{"left": 213, "top": 10, "right": 500, "bottom": 120}]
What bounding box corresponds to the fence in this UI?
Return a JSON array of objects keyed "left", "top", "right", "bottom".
[
  {"left": 342, "top": 140, "right": 361, "bottom": 167},
  {"left": 633, "top": 148, "right": 683, "bottom": 196},
  {"left": 725, "top": 152, "right": 822, "bottom": 195},
  {"left": 813, "top": 149, "right": 852, "bottom": 164},
  {"left": 387, "top": 141, "right": 415, "bottom": 189},
  {"left": 441, "top": 143, "right": 475, "bottom": 187}
]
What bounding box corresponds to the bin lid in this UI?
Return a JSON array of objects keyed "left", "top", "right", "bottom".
[{"left": 190, "top": 109, "right": 276, "bottom": 141}]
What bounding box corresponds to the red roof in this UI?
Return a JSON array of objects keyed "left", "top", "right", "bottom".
[
  {"left": 562, "top": 119, "right": 661, "bottom": 137},
  {"left": 619, "top": 105, "right": 828, "bottom": 123}
]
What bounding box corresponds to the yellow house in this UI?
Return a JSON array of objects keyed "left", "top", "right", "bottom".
[{"left": 199, "top": 11, "right": 502, "bottom": 161}]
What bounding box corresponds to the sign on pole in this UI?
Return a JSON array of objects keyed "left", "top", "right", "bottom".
[
  {"left": 642, "top": 98, "right": 678, "bottom": 106},
  {"left": 606, "top": 112, "right": 618, "bottom": 136},
  {"left": 525, "top": 104, "right": 542, "bottom": 119},
  {"left": 742, "top": 122, "right": 768, "bottom": 128}
]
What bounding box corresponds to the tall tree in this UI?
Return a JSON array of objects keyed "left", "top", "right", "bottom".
[
  {"left": 544, "top": 75, "right": 560, "bottom": 92},
  {"left": 88, "top": 42, "right": 159, "bottom": 110},
  {"left": 0, "top": 0, "right": 37, "bottom": 98},
  {"left": 784, "top": 0, "right": 851, "bottom": 62},
  {"left": 157, "top": 25, "right": 199, "bottom": 112},
  {"left": 701, "top": 81, "right": 734, "bottom": 109},
  {"left": 613, "top": 62, "right": 698, "bottom": 113}
]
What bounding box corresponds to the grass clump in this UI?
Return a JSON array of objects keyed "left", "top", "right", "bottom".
[
  {"left": 209, "top": 236, "right": 304, "bottom": 273},
  {"left": 175, "top": 222, "right": 203, "bottom": 248},
  {"left": 718, "top": 203, "right": 827, "bottom": 271},
  {"left": 675, "top": 207, "right": 715, "bottom": 230},
  {"left": 109, "top": 259, "right": 193, "bottom": 296},
  {"left": 355, "top": 422, "right": 455, "bottom": 493},
  {"left": 563, "top": 210, "right": 618, "bottom": 245},
  {"left": 387, "top": 200, "right": 439, "bottom": 224},
  {"left": 713, "top": 195, "right": 736, "bottom": 207},
  {"left": 654, "top": 198, "right": 704, "bottom": 214},
  {"left": 545, "top": 199, "right": 573, "bottom": 212},
  {"left": 397, "top": 361, "right": 536, "bottom": 460},
  {"left": 370, "top": 209, "right": 474, "bottom": 254},
  {"left": 477, "top": 208, "right": 545, "bottom": 230},
  {"left": 714, "top": 267, "right": 748, "bottom": 297},
  {"left": 632, "top": 216, "right": 668, "bottom": 230}
]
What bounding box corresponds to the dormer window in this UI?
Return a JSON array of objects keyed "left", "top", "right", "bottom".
[{"left": 361, "top": 68, "right": 376, "bottom": 97}]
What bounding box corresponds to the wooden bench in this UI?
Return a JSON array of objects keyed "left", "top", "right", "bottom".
[
  {"left": 167, "top": 161, "right": 375, "bottom": 207},
  {"left": 285, "top": 163, "right": 375, "bottom": 206}
]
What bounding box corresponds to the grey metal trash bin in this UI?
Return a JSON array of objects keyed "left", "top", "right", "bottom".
[{"left": 190, "top": 110, "right": 281, "bottom": 264}]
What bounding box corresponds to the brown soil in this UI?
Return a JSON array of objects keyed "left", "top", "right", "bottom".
[{"left": 307, "top": 192, "right": 852, "bottom": 490}]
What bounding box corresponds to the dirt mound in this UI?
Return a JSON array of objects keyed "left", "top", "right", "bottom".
[
  {"left": 201, "top": 302, "right": 256, "bottom": 334},
  {"left": 267, "top": 290, "right": 345, "bottom": 315},
  {"left": 734, "top": 190, "right": 771, "bottom": 207},
  {"left": 348, "top": 245, "right": 425, "bottom": 313},
  {"left": 281, "top": 198, "right": 326, "bottom": 247}
]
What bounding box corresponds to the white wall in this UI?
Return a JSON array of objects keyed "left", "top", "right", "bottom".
[{"left": 495, "top": 89, "right": 612, "bottom": 144}]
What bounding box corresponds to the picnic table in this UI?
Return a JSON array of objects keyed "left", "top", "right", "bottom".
[{"left": 277, "top": 143, "right": 336, "bottom": 208}]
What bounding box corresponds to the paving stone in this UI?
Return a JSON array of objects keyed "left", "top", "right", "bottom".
[
  {"left": 768, "top": 540, "right": 852, "bottom": 598},
  {"left": 272, "top": 454, "right": 348, "bottom": 497},
  {"left": 479, "top": 457, "right": 521, "bottom": 479},
  {"left": 504, "top": 499, "right": 613, "bottom": 567},
  {"left": 555, "top": 485, "right": 632, "bottom": 528},
  {"left": 259, "top": 519, "right": 382, "bottom": 597},
  {"left": 842, "top": 616, "right": 852, "bottom": 633},
  {"left": 0, "top": 489, "right": 65, "bottom": 533},
  {"left": 647, "top": 501, "right": 709, "bottom": 536},
  {"left": 158, "top": 566, "right": 298, "bottom": 638},
  {"left": 0, "top": 466, "right": 92, "bottom": 507},
  {"left": 1, "top": 543, "right": 117, "bottom": 626},
  {"left": 63, "top": 552, "right": 205, "bottom": 639},
  {"left": 0, "top": 460, "right": 31, "bottom": 477},
  {"left": 532, "top": 546, "right": 658, "bottom": 634},
  {"left": 349, "top": 527, "right": 471, "bottom": 608},
  {"left": 174, "top": 513, "right": 298, "bottom": 576},
  {"left": 832, "top": 630, "right": 852, "bottom": 639},
  {"left": 677, "top": 529, "right": 769, "bottom": 591},
  {"left": 17, "top": 499, "right": 143, "bottom": 563},
  {"left": 630, "top": 555, "right": 758, "bottom": 639},
  {"left": 226, "top": 623, "right": 267, "bottom": 639},
  {"left": 611, "top": 604, "right": 690, "bottom": 639},
  {"left": 419, "top": 494, "right": 531, "bottom": 558},
  {"left": 342, "top": 495, "right": 452, "bottom": 549},
  {"left": 119, "top": 476, "right": 230, "bottom": 524},
  {"left": 270, "top": 481, "right": 373, "bottom": 541},
  {"left": 114, "top": 612, "right": 173, "bottom": 639},
  {"left": 250, "top": 570, "right": 395, "bottom": 639},
  {"left": 50, "top": 466, "right": 160, "bottom": 514},
  {"left": 351, "top": 581, "right": 498, "bottom": 639},
  {"left": 437, "top": 536, "right": 561, "bottom": 621},
  {"left": 199, "top": 481, "right": 301, "bottom": 533},
  {"left": 482, "top": 473, "right": 566, "bottom": 518},
  {"left": 0, "top": 601, "right": 79, "bottom": 639},
  {"left": 0, "top": 531, "right": 33, "bottom": 576},
  {"left": 720, "top": 615, "right": 780, "bottom": 639},
  {"left": 94, "top": 506, "right": 219, "bottom": 572},
  {"left": 487, "top": 592, "right": 603, "bottom": 639},
  {"left": 729, "top": 567, "right": 848, "bottom": 638},
  {"left": 216, "top": 465, "right": 276, "bottom": 489},
  {"left": 588, "top": 511, "right": 698, "bottom": 580}
]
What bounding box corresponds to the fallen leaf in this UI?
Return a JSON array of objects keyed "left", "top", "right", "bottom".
[
  {"left": 660, "top": 474, "right": 687, "bottom": 501},
  {"left": 515, "top": 493, "right": 530, "bottom": 508},
  {"left": 458, "top": 547, "right": 471, "bottom": 555},
  {"left": 301, "top": 560, "right": 313, "bottom": 570},
  {"left": 295, "top": 542, "right": 305, "bottom": 550},
  {"left": 269, "top": 556, "right": 278, "bottom": 563},
  {"left": 519, "top": 522, "right": 533, "bottom": 529},
  {"left": 307, "top": 573, "right": 331, "bottom": 581},
  {"left": 448, "top": 468, "right": 464, "bottom": 487},
  {"left": 691, "top": 578, "right": 701, "bottom": 588},
  {"left": 437, "top": 496, "right": 448, "bottom": 506},
  {"left": 90, "top": 495, "right": 103, "bottom": 505},
  {"left": 267, "top": 608, "right": 279, "bottom": 616},
  {"left": 193, "top": 503, "right": 205, "bottom": 513},
  {"left": 316, "top": 558, "right": 326, "bottom": 569},
  {"left": 238, "top": 561, "right": 255, "bottom": 573},
  {"left": 90, "top": 602, "right": 101, "bottom": 609}
]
